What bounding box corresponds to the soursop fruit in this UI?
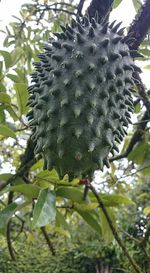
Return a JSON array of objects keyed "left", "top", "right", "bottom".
[{"left": 27, "top": 16, "right": 139, "bottom": 180}]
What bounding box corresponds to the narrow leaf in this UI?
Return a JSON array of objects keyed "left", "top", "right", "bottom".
[
  {"left": 14, "top": 83, "right": 28, "bottom": 115},
  {"left": 56, "top": 187, "right": 84, "bottom": 203},
  {"left": 0, "top": 93, "right": 11, "bottom": 104},
  {"left": 10, "top": 184, "right": 41, "bottom": 199},
  {"left": 99, "top": 207, "right": 116, "bottom": 243},
  {"left": 0, "top": 124, "right": 16, "bottom": 139},
  {"left": 0, "top": 50, "right": 13, "bottom": 69},
  {"left": 76, "top": 209, "right": 101, "bottom": 234}
]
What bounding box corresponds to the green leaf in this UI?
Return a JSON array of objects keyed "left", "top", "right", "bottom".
[
  {"left": 0, "top": 50, "right": 13, "bottom": 69},
  {"left": 99, "top": 207, "right": 116, "bottom": 243},
  {"left": 7, "top": 73, "right": 20, "bottom": 82},
  {"left": 0, "top": 93, "right": 11, "bottom": 104},
  {"left": 14, "top": 83, "right": 28, "bottom": 115},
  {"left": 132, "top": 0, "right": 142, "bottom": 12},
  {"left": 0, "top": 108, "right": 5, "bottom": 123},
  {"left": 128, "top": 142, "right": 148, "bottom": 164},
  {"left": 10, "top": 184, "right": 41, "bottom": 199},
  {"left": 76, "top": 209, "right": 101, "bottom": 234},
  {"left": 101, "top": 194, "right": 134, "bottom": 206},
  {"left": 5, "top": 105, "right": 19, "bottom": 121},
  {"left": 33, "top": 189, "right": 56, "bottom": 227},
  {"left": 0, "top": 202, "right": 18, "bottom": 234},
  {"left": 112, "top": 0, "right": 123, "bottom": 9},
  {"left": 56, "top": 209, "right": 70, "bottom": 230},
  {"left": 144, "top": 65, "right": 150, "bottom": 70},
  {"left": 56, "top": 187, "right": 84, "bottom": 203},
  {"left": 0, "top": 173, "right": 12, "bottom": 181},
  {"left": 143, "top": 206, "right": 150, "bottom": 216},
  {"left": 0, "top": 124, "right": 16, "bottom": 139}
]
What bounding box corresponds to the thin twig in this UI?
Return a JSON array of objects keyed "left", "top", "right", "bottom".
[
  {"left": 88, "top": 182, "right": 143, "bottom": 273},
  {"left": 41, "top": 226, "right": 56, "bottom": 256}
]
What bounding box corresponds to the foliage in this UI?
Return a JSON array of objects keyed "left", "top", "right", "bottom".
[{"left": 0, "top": 0, "right": 150, "bottom": 272}]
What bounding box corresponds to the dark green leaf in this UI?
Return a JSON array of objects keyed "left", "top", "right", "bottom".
[
  {"left": 0, "top": 202, "right": 18, "bottom": 234},
  {"left": 76, "top": 209, "right": 101, "bottom": 234},
  {"left": 56, "top": 187, "right": 84, "bottom": 203}
]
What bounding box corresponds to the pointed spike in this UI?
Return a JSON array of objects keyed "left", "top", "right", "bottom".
[
  {"left": 88, "top": 63, "right": 95, "bottom": 72},
  {"left": 89, "top": 43, "right": 97, "bottom": 54},
  {"left": 76, "top": 51, "right": 84, "bottom": 59},
  {"left": 60, "top": 97, "right": 68, "bottom": 107},
  {"left": 75, "top": 89, "right": 82, "bottom": 98},
  {"left": 115, "top": 67, "right": 123, "bottom": 75},
  {"left": 117, "top": 27, "right": 125, "bottom": 35},
  {"left": 112, "top": 36, "right": 122, "bottom": 44},
  {"left": 60, "top": 116, "right": 67, "bottom": 127},
  {"left": 103, "top": 158, "right": 110, "bottom": 168},
  {"left": 52, "top": 54, "right": 62, "bottom": 62},
  {"left": 60, "top": 33, "right": 67, "bottom": 40},
  {"left": 74, "top": 127, "right": 83, "bottom": 139},
  {"left": 131, "top": 64, "right": 142, "bottom": 73},
  {"left": 120, "top": 50, "right": 129, "bottom": 57},
  {"left": 123, "top": 64, "right": 134, "bottom": 71},
  {"left": 110, "top": 149, "right": 115, "bottom": 157},
  {"left": 109, "top": 53, "right": 121, "bottom": 61},
  {"left": 66, "top": 30, "right": 74, "bottom": 40},
  {"left": 66, "top": 25, "right": 74, "bottom": 34},
  {"left": 62, "top": 43, "right": 74, "bottom": 51},
  {"left": 98, "top": 158, "right": 103, "bottom": 171},
  {"left": 91, "top": 18, "right": 97, "bottom": 28},
  {"left": 58, "top": 149, "right": 64, "bottom": 159},
  {"left": 125, "top": 77, "right": 134, "bottom": 85},
  {"left": 112, "top": 21, "right": 122, "bottom": 33},
  {"left": 77, "top": 22, "right": 84, "bottom": 34},
  {"left": 44, "top": 44, "right": 52, "bottom": 51},
  {"left": 101, "top": 22, "right": 109, "bottom": 34},
  {"left": 94, "top": 11, "right": 99, "bottom": 22},
  {"left": 52, "top": 41, "right": 61, "bottom": 49},
  {"left": 113, "top": 143, "right": 119, "bottom": 153},
  {"left": 73, "top": 105, "right": 82, "bottom": 118},
  {"left": 53, "top": 69, "right": 61, "bottom": 77},
  {"left": 113, "top": 111, "right": 120, "bottom": 119},
  {"left": 101, "top": 38, "right": 109, "bottom": 47},
  {"left": 109, "top": 20, "right": 116, "bottom": 29},
  {"left": 60, "top": 24, "right": 66, "bottom": 32},
  {"left": 53, "top": 32, "right": 62, "bottom": 39},
  {"left": 76, "top": 32, "right": 85, "bottom": 43},
  {"left": 98, "top": 56, "right": 108, "bottom": 65},
  {"left": 88, "top": 26, "right": 95, "bottom": 38},
  {"left": 75, "top": 70, "right": 83, "bottom": 78},
  {"left": 121, "top": 116, "right": 128, "bottom": 126},
  {"left": 71, "top": 18, "right": 77, "bottom": 28},
  {"left": 115, "top": 136, "right": 121, "bottom": 144},
  {"left": 87, "top": 114, "right": 94, "bottom": 125},
  {"left": 57, "top": 134, "right": 64, "bottom": 144},
  {"left": 83, "top": 16, "right": 89, "bottom": 27},
  {"left": 64, "top": 78, "right": 70, "bottom": 87},
  {"left": 88, "top": 142, "right": 95, "bottom": 152},
  {"left": 129, "top": 50, "right": 144, "bottom": 58}
]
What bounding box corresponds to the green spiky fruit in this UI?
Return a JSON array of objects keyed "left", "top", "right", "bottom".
[{"left": 27, "top": 16, "right": 139, "bottom": 180}]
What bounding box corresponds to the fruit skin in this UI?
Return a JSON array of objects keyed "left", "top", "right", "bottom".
[{"left": 27, "top": 16, "right": 138, "bottom": 180}]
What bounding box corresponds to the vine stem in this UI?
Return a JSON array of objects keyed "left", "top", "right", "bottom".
[{"left": 87, "top": 181, "right": 143, "bottom": 273}]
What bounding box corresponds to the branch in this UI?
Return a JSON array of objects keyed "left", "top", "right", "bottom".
[
  {"left": 41, "top": 226, "right": 56, "bottom": 256},
  {"left": 86, "top": 0, "right": 114, "bottom": 21},
  {"left": 88, "top": 182, "right": 143, "bottom": 273},
  {"left": 127, "top": 0, "right": 150, "bottom": 50},
  {"left": 110, "top": 110, "right": 149, "bottom": 161},
  {"left": 77, "top": 0, "right": 85, "bottom": 16},
  {"left": 6, "top": 191, "right": 16, "bottom": 261}
]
